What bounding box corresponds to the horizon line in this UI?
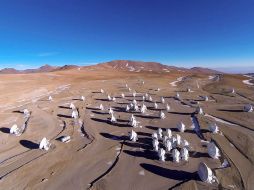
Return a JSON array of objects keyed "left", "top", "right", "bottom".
[{"left": 0, "top": 60, "right": 254, "bottom": 74}]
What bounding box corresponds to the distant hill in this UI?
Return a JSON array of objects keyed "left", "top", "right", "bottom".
[
  {"left": 246, "top": 73, "right": 254, "bottom": 77},
  {"left": 57, "top": 65, "right": 78, "bottom": 71},
  {"left": 190, "top": 67, "right": 223, "bottom": 74},
  {"left": 0, "top": 64, "right": 77, "bottom": 74},
  {"left": 0, "top": 68, "right": 20, "bottom": 74},
  {"left": 23, "top": 64, "right": 58, "bottom": 73}
]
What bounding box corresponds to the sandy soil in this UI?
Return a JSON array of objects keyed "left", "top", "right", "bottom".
[{"left": 0, "top": 68, "right": 253, "bottom": 190}]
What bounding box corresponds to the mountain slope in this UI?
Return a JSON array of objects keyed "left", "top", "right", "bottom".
[
  {"left": 23, "top": 64, "right": 58, "bottom": 73},
  {"left": 96, "top": 60, "right": 222, "bottom": 74},
  {"left": 0, "top": 68, "right": 20, "bottom": 74},
  {"left": 96, "top": 60, "right": 183, "bottom": 73},
  {"left": 190, "top": 67, "right": 223, "bottom": 74}
]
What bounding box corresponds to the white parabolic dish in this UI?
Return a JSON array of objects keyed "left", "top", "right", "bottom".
[
  {"left": 198, "top": 162, "right": 214, "bottom": 183},
  {"left": 208, "top": 123, "right": 219, "bottom": 134},
  {"left": 207, "top": 142, "right": 220, "bottom": 159},
  {"left": 10, "top": 124, "right": 20, "bottom": 135},
  {"left": 244, "top": 104, "right": 253, "bottom": 112},
  {"left": 39, "top": 137, "right": 51, "bottom": 151},
  {"left": 177, "top": 122, "right": 185, "bottom": 132}
]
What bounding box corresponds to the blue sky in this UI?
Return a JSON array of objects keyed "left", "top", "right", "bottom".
[{"left": 0, "top": 0, "right": 254, "bottom": 71}]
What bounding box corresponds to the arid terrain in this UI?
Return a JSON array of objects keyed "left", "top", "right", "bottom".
[{"left": 0, "top": 61, "right": 253, "bottom": 190}]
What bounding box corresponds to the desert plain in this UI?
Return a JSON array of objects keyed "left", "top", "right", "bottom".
[{"left": 0, "top": 61, "right": 253, "bottom": 190}]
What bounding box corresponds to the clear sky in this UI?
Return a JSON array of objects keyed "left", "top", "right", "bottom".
[{"left": 0, "top": 0, "right": 254, "bottom": 70}]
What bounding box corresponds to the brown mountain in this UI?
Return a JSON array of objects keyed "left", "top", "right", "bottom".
[
  {"left": 57, "top": 65, "right": 78, "bottom": 71},
  {"left": 0, "top": 68, "right": 20, "bottom": 74},
  {"left": 23, "top": 64, "right": 58, "bottom": 73},
  {"left": 95, "top": 60, "right": 224, "bottom": 74},
  {"left": 96, "top": 60, "right": 185, "bottom": 73}
]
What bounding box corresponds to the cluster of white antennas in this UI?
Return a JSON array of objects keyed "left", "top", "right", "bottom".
[
  {"left": 125, "top": 83, "right": 132, "bottom": 92},
  {"left": 125, "top": 93, "right": 169, "bottom": 118},
  {"left": 142, "top": 93, "right": 151, "bottom": 102},
  {"left": 152, "top": 126, "right": 221, "bottom": 165},
  {"left": 39, "top": 137, "right": 51, "bottom": 151},
  {"left": 130, "top": 103, "right": 139, "bottom": 112},
  {"left": 125, "top": 98, "right": 140, "bottom": 113},
  {"left": 106, "top": 107, "right": 117, "bottom": 125},
  {"left": 107, "top": 94, "right": 116, "bottom": 102},
  {"left": 152, "top": 127, "right": 190, "bottom": 163}
]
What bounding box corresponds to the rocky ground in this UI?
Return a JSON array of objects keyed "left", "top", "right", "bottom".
[{"left": 0, "top": 67, "right": 253, "bottom": 190}]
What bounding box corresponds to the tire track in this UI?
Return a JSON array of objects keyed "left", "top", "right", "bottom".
[
  {"left": 0, "top": 150, "right": 31, "bottom": 165},
  {"left": 0, "top": 150, "right": 48, "bottom": 180},
  {"left": 205, "top": 113, "right": 254, "bottom": 132},
  {"left": 87, "top": 141, "right": 125, "bottom": 189}
]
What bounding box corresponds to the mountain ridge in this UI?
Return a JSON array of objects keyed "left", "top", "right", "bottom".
[
  {"left": 0, "top": 60, "right": 221, "bottom": 74},
  {"left": 0, "top": 64, "right": 78, "bottom": 74}
]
